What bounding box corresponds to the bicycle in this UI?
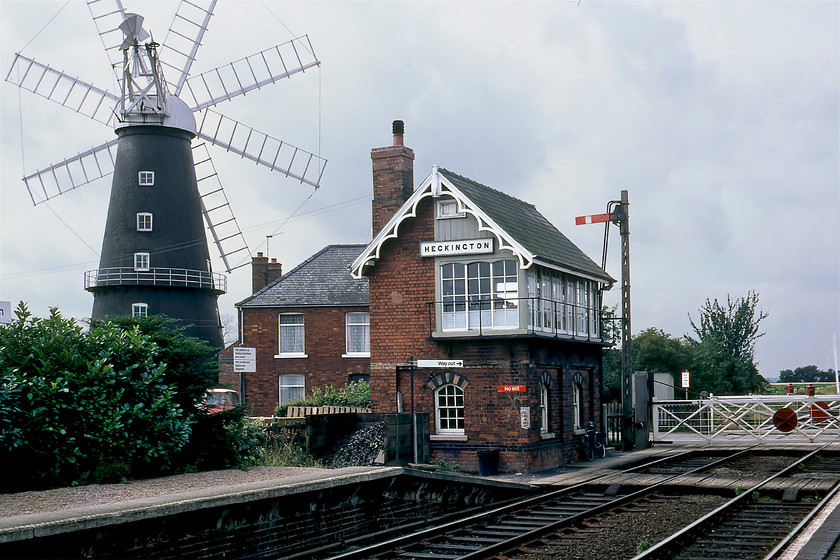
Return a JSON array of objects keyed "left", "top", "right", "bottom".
[{"left": 580, "top": 421, "right": 607, "bottom": 462}]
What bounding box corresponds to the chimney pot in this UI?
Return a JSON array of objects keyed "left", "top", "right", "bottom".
[{"left": 392, "top": 120, "right": 404, "bottom": 146}]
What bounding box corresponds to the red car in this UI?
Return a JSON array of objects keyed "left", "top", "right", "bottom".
[{"left": 205, "top": 389, "right": 241, "bottom": 414}]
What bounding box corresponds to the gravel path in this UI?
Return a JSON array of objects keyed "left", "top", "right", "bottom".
[{"left": 0, "top": 466, "right": 326, "bottom": 518}]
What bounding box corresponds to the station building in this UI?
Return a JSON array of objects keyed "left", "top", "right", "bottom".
[{"left": 232, "top": 122, "right": 613, "bottom": 472}]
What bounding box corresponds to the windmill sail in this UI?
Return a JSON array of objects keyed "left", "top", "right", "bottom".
[
  {"left": 181, "top": 36, "right": 320, "bottom": 111},
  {"left": 86, "top": 0, "right": 128, "bottom": 82},
  {"left": 193, "top": 142, "right": 251, "bottom": 273},
  {"left": 196, "top": 109, "right": 326, "bottom": 188},
  {"left": 5, "top": 55, "right": 118, "bottom": 125},
  {"left": 23, "top": 140, "right": 119, "bottom": 205},
  {"left": 161, "top": 0, "right": 218, "bottom": 96}
]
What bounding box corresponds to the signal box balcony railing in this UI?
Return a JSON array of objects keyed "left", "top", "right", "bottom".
[
  {"left": 426, "top": 296, "right": 603, "bottom": 343},
  {"left": 85, "top": 267, "right": 227, "bottom": 294}
]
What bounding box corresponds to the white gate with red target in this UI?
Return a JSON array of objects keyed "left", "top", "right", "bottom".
[{"left": 652, "top": 396, "right": 840, "bottom": 443}]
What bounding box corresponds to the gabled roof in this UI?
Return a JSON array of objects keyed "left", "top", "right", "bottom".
[
  {"left": 350, "top": 167, "right": 614, "bottom": 285},
  {"left": 237, "top": 244, "right": 368, "bottom": 308}
]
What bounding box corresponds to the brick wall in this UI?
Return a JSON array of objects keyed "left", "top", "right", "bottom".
[{"left": 241, "top": 305, "right": 370, "bottom": 416}]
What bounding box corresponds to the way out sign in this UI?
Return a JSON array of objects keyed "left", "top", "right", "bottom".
[{"left": 233, "top": 347, "right": 256, "bottom": 373}]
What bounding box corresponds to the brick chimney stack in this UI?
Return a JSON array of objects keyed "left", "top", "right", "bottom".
[
  {"left": 251, "top": 252, "right": 282, "bottom": 293},
  {"left": 371, "top": 120, "right": 414, "bottom": 236}
]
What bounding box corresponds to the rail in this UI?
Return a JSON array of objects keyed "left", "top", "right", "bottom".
[
  {"left": 84, "top": 267, "right": 227, "bottom": 294},
  {"left": 426, "top": 296, "right": 604, "bottom": 342},
  {"left": 652, "top": 395, "right": 840, "bottom": 443}
]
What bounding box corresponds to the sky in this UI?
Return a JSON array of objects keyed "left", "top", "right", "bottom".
[{"left": 1, "top": 0, "right": 838, "bottom": 382}]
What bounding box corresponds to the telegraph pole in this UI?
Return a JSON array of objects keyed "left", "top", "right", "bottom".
[{"left": 576, "top": 190, "right": 634, "bottom": 450}]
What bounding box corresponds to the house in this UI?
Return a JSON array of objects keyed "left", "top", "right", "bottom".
[
  {"left": 232, "top": 121, "right": 613, "bottom": 472},
  {"left": 235, "top": 245, "right": 370, "bottom": 416},
  {"left": 350, "top": 121, "right": 614, "bottom": 472}
]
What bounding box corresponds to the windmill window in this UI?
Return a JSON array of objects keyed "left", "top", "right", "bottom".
[
  {"left": 138, "top": 171, "right": 155, "bottom": 186},
  {"left": 134, "top": 252, "right": 150, "bottom": 271},
  {"left": 131, "top": 303, "right": 148, "bottom": 318},
  {"left": 136, "top": 213, "right": 153, "bottom": 231}
]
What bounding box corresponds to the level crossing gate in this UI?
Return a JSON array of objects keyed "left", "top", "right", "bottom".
[{"left": 652, "top": 395, "right": 840, "bottom": 443}]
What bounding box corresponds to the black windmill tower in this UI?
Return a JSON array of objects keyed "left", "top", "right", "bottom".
[{"left": 6, "top": 1, "right": 326, "bottom": 349}]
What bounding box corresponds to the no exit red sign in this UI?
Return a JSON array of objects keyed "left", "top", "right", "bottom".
[{"left": 498, "top": 385, "right": 526, "bottom": 393}]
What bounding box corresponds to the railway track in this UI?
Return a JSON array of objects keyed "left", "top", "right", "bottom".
[{"left": 323, "top": 447, "right": 817, "bottom": 560}]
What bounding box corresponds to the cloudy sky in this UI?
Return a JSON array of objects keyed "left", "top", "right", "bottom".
[{"left": 1, "top": 0, "right": 838, "bottom": 381}]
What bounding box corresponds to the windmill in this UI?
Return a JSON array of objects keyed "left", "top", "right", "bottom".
[{"left": 5, "top": 0, "right": 326, "bottom": 349}]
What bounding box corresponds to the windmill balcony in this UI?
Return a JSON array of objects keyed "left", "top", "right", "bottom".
[
  {"left": 85, "top": 267, "right": 227, "bottom": 295},
  {"left": 426, "top": 296, "right": 606, "bottom": 344}
]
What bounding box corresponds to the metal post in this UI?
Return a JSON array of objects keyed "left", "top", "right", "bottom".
[
  {"left": 618, "top": 190, "right": 634, "bottom": 451},
  {"left": 410, "top": 356, "right": 417, "bottom": 464}
]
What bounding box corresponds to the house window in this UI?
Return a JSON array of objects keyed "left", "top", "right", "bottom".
[
  {"left": 441, "top": 260, "right": 518, "bottom": 331},
  {"left": 437, "top": 199, "right": 465, "bottom": 218},
  {"left": 136, "top": 213, "right": 153, "bottom": 231},
  {"left": 131, "top": 303, "right": 148, "bottom": 317},
  {"left": 345, "top": 312, "right": 370, "bottom": 356},
  {"left": 435, "top": 384, "right": 465, "bottom": 433},
  {"left": 138, "top": 171, "right": 154, "bottom": 186},
  {"left": 134, "top": 252, "right": 150, "bottom": 271},
  {"left": 279, "top": 374, "right": 305, "bottom": 405},
  {"left": 278, "top": 313, "right": 305, "bottom": 356}
]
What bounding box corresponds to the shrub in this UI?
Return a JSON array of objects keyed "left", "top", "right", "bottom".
[{"left": 274, "top": 380, "right": 371, "bottom": 417}]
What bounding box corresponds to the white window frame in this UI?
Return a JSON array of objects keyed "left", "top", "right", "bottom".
[
  {"left": 131, "top": 303, "right": 148, "bottom": 317},
  {"left": 441, "top": 260, "right": 518, "bottom": 331},
  {"left": 138, "top": 171, "right": 155, "bottom": 186},
  {"left": 573, "top": 381, "right": 583, "bottom": 431},
  {"left": 279, "top": 374, "right": 305, "bottom": 405},
  {"left": 134, "top": 252, "right": 150, "bottom": 271},
  {"left": 344, "top": 312, "right": 370, "bottom": 357},
  {"left": 435, "top": 384, "right": 465, "bottom": 434},
  {"left": 437, "top": 199, "right": 465, "bottom": 219},
  {"left": 276, "top": 313, "right": 306, "bottom": 357},
  {"left": 136, "top": 213, "right": 153, "bottom": 232},
  {"left": 540, "top": 382, "right": 550, "bottom": 434}
]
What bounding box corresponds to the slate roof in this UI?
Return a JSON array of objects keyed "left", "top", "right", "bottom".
[
  {"left": 437, "top": 168, "right": 614, "bottom": 283},
  {"left": 237, "top": 244, "right": 368, "bottom": 308}
]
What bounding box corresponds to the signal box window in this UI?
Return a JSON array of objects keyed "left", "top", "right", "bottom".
[
  {"left": 138, "top": 171, "right": 155, "bottom": 186},
  {"left": 435, "top": 384, "right": 465, "bottom": 434}
]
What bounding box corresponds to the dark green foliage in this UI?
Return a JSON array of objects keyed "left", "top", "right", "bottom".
[
  {"left": 274, "top": 380, "right": 371, "bottom": 417},
  {"left": 0, "top": 304, "right": 257, "bottom": 491},
  {"left": 688, "top": 291, "right": 768, "bottom": 395},
  {"left": 0, "top": 304, "right": 190, "bottom": 490},
  {"left": 779, "top": 365, "right": 837, "bottom": 383}
]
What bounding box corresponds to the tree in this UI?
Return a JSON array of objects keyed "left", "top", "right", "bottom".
[
  {"left": 688, "top": 291, "right": 768, "bottom": 395},
  {"left": 0, "top": 304, "right": 190, "bottom": 489},
  {"left": 602, "top": 327, "right": 693, "bottom": 400},
  {"left": 779, "top": 365, "right": 836, "bottom": 383}
]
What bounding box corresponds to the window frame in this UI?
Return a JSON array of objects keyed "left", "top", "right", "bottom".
[
  {"left": 278, "top": 373, "right": 305, "bottom": 405},
  {"left": 344, "top": 311, "right": 370, "bottom": 357},
  {"left": 276, "top": 313, "right": 306, "bottom": 357},
  {"left": 138, "top": 171, "right": 155, "bottom": 186},
  {"left": 131, "top": 303, "right": 148, "bottom": 318},
  {"left": 434, "top": 383, "right": 465, "bottom": 435},
  {"left": 440, "top": 259, "right": 518, "bottom": 331},
  {"left": 539, "top": 382, "right": 550, "bottom": 434},
  {"left": 437, "top": 199, "right": 465, "bottom": 219},
  {"left": 136, "top": 212, "right": 153, "bottom": 232},
  {"left": 572, "top": 380, "right": 583, "bottom": 431},
  {"left": 133, "top": 252, "right": 150, "bottom": 271}
]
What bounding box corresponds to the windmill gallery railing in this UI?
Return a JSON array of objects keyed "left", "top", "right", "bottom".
[
  {"left": 652, "top": 395, "right": 840, "bottom": 443},
  {"left": 85, "top": 267, "right": 227, "bottom": 294}
]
